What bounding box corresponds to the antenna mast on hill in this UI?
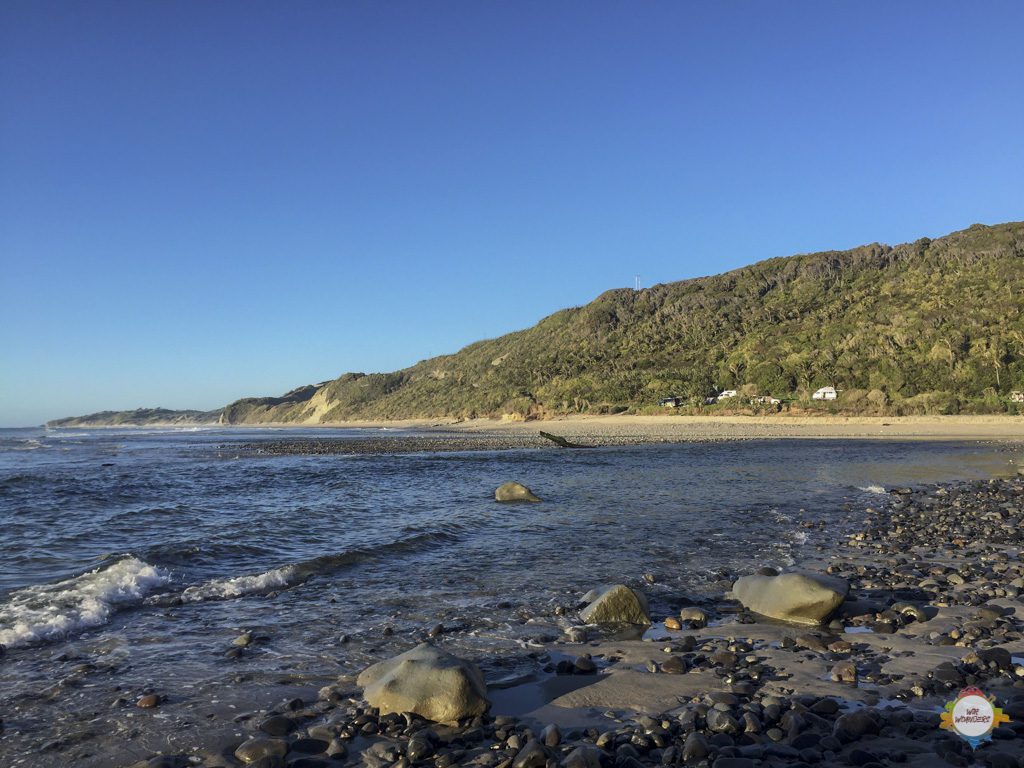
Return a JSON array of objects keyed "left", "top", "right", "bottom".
[{"left": 634, "top": 274, "right": 640, "bottom": 291}]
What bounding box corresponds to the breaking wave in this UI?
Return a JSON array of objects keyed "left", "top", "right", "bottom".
[
  {"left": 168, "top": 529, "right": 461, "bottom": 604},
  {"left": 0, "top": 556, "right": 168, "bottom": 648},
  {"left": 858, "top": 485, "right": 887, "bottom": 494},
  {"left": 179, "top": 565, "right": 296, "bottom": 602}
]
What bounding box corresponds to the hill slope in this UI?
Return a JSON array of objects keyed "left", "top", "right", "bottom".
[
  {"left": 47, "top": 408, "right": 221, "bottom": 428},
  {"left": 216, "top": 221, "right": 1024, "bottom": 423}
]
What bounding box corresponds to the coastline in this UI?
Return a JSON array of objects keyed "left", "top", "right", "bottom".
[
  {"left": 2, "top": 438, "right": 1024, "bottom": 768},
  {"left": 44, "top": 414, "right": 1024, "bottom": 446},
  {"left": 13, "top": 469, "right": 1021, "bottom": 768}
]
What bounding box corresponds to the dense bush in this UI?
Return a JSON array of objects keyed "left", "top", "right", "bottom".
[{"left": 220, "top": 221, "right": 1024, "bottom": 422}]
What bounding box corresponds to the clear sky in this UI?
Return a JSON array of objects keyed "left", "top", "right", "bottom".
[{"left": 2, "top": 2, "right": 1022, "bottom": 427}]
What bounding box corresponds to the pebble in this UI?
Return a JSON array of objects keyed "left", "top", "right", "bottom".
[
  {"left": 540, "top": 723, "right": 561, "bottom": 747},
  {"left": 258, "top": 716, "right": 294, "bottom": 737},
  {"left": 573, "top": 656, "right": 596, "bottom": 674},
  {"left": 679, "top": 607, "right": 708, "bottom": 628},
  {"left": 661, "top": 656, "right": 687, "bottom": 674},
  {"left": 830, "top": 660, "right": 858, "bottom": 684},
  {"left": 234, "top": 737, "right": 288, "bottom": 764}
]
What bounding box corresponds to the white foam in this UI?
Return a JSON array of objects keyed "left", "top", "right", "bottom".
[
  {"left": 858, "top": 485, "right": 886, "bottom": 494},
  {"left": 179, "top": 566, "right": 295, "bottom": 602},
  {"left": 9, "top": 438, "right": 44, "bottom": 451},
  {"left": 0, "top": 557, "right": 167, "bottom": 647}
]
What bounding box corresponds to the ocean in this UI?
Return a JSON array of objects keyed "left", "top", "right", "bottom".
[{"left": 0, "top": 426, "right": 1020, "bottom": 765}]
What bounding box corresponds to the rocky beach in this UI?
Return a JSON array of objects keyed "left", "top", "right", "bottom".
[
  {"left": 15, "top": 471, "right": 1024, "bottom": 767},
  {"left": 2, "top": 429, "right": 1023, "bottom": 768},
  {"left": 180, "top": 478, "right": 1022, "bottom": 768}
]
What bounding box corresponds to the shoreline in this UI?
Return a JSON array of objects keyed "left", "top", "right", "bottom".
[
  {"left": 43, "top": 414, "right": 1024, "bottom": 449},
  {"left": 11, "top": 471, "right": 1020, "bottom": 768},
  {"left": 247, "top": 474, "right": 1024, "bottom": 767}
]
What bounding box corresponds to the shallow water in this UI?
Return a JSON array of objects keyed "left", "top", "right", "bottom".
[{"left": 0, "top": 427, "right": 1020, "bottom": 765}]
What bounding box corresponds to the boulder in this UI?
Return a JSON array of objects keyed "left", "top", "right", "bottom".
[
  {"left": 732, "top": 570, "right": 849, "bottom": 625},
  {"left": 579, "top": 584, "right": 650, "bottom": 626},
  {"left": 495, "top": 482, "right": 541, "bottom": 502},
  {"left": 356, "top": 643, "right": 490, "bottom": 722}
]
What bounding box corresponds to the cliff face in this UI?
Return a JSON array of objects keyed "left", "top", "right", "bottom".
[{"left": 218, "top": 221, "right": 1024, "bottom": 422}]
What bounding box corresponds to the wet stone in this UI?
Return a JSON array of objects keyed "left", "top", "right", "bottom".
[
  {"left": 679, "top": 608, "right": 708, "bottom": 628},
  {"left": 234, "top": 737, "right": 289, "bottom": 765},
  {"left": 406, "top": 732, "right": 435, "bottom": 761},
  {"left": 540, "top": 724, "right": 561, "bottom": 747},
  {"left": 511, "top": 740, "right": 548, "bottom": 768},
  {"left": 288, "top": 738, "right": 328, "bottom": 755},
  {"left": 706, "top": 709, "right": 740, "bottom": 734},
  {"left": 710, "top": 650, "right": 737, "bottom": 668},
  {"left": 661, "top": 656, "right": 686, "bottom": 674},
  {"left": 830, "top": 660, "right": 858, "bottom": 684},
  {"left": 141, "top": 757, "right": 191, "bottom": 768},
  {"left": 809, "top": 698, "right": 839, "bottom": 716},
  {"left": 259, "top": 716, "right": 294, "bottom": 737},
  {"left": 574, "top": 657, "right": 597, "bottom": 674}
]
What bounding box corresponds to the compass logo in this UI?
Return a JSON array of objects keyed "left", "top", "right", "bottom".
[{"left": 940, "top": 687, "right": 1012, "bottom": 749}]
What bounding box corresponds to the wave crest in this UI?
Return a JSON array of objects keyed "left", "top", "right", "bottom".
[
  {"left": 179, "top": 566, "right": 296, "bottom": 602},
  {"left": 0, "top": 556, "right": 167, "bottom": 647},
  {"left": 858, "top": 484, "right": 887, "bottom": 494}
]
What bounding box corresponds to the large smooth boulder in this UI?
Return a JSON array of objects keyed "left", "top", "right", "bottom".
[
  {"left": 732, "top": 570, "right": 849, "bottom": 625},
  {"left": 579, "top": 584, "right": 651, "bottom": 626},
  {"left": 495, "top": 482, "right": 541, "bottom": 502},
  {"left": 356, "top": 643, "right": 490, "bottom": 722}
]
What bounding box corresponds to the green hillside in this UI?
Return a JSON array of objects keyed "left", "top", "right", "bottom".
[{"left": 218, "top": 221, "right": 1024, "bottom": 423}]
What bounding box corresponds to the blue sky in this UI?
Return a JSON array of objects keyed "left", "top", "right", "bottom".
[{"left": 2, "top": 2, "right": 1022, "bottom": 426}]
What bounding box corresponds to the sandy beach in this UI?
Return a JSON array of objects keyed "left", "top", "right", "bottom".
[
  {"left": 447, "top": 414, "right": 1024, "bottom": 443},
  {"left": 220, "top": 414, "right": 1024, "bottom": 458}
]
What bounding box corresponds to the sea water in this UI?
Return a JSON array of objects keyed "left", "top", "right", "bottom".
[{"left": 0, "top": 426, "right": 1020, "bottom": 765}]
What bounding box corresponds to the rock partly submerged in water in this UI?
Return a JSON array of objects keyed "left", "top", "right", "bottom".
[
  {"left": 356, "top": 643, "right": 490, "bottom": 722},
  {"left": 732, "top": 570, "right": 849, "bottom": 625},
  {"left": 579, "top": 584, "right": 651, "bottom": 626},
  {"left": 495, "top": 481, "right": 541, "bottom": 502}
]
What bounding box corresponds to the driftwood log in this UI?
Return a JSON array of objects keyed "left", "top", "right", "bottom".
[{"left": 539, "top": 431, "right": 588, "bottom": 449}]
